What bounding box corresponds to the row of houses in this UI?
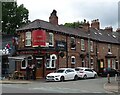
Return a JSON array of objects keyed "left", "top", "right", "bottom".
[{"left": 5, "top": 10, "right": 120, "bottom": 78}]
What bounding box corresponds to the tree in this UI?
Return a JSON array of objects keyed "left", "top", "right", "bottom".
[
  {"left": 64, "top": 21, "right": 83, "bottom": 28},
  {"left": 2, "top": 2, "right": 30, "bottom": 34}
]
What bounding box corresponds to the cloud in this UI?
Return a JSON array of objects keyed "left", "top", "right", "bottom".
[{"left": 17, "top": 0, "right": 119, "bottom": 30}]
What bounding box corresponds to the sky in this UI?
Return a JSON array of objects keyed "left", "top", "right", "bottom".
[{"left": 17, "top": 0, "right": 120, "bottom": 31}]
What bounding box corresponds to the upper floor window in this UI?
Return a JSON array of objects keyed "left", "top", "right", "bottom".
[
  {"left": 25, "top": 32, "right": 31, "bottom": 46},
  {"left": 49, "top": 33, "right": 54, "bottom": 46},
  {"left": 90, "top": 41, "right": 94, "bottom": 52},
  {"left": 71, "top": 56, "right": 76, "bottom": 64},
  {"left": 81, "top": 39, "right": 85, "bottom": 51},
  {"left": 108, "top": 44, "right": 112, "bottom": 53},
  {"left": 71, "top": 37, "right": 76, "bottom": 49}
]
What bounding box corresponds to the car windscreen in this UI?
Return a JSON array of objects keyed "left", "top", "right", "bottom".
[{"left": 56, "top": 70, "right": 65, "bottom": 73}]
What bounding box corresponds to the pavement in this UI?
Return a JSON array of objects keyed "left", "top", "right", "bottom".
[
  {"left": 104, "top": 77, "right": 120, "bottom": 94},
  {"left": 0, "top": 78, "right": 46, "bottom": 84}
]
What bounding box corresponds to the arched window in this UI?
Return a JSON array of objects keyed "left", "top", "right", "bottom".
[
  {"left": 71, "top": 56, "right": 76, "bottom": 64},
  {"left": 46, "top": 54, "right": 57, "bottom": 68}
]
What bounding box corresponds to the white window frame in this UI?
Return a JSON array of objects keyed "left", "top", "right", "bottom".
[
  {"left": 70, "top": 37, "right": 76, "bottom": 49},
  {"left": 21, "top": 59, "right": 27, "bottom": 69},
  {"left": 90, "top": 41, "right": 94, "bottom": 52},
  {"left": 71, "top": 56, "right": 76, "bottom": 64},
  {"left": 81, "top": 39, "right": 85, "bottom": 51},
  {"left": 46, "top": 54, "right": 57, "bottom": 68},
  {"left": 49, "top": 33, "right": 54, "bottom": 47},
  {"left": 108, "top": 59, "right": 111, "bottom": 68},
  {"left": 108, "top": 44, "right": 112, "bottom": 53},
  {"left": 25, "top": 31, "right": 31, "bottom": 46}
]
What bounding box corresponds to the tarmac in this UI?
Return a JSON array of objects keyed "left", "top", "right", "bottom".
[{"left": 0, "top": 77, "right": 120, "bottom": 94}]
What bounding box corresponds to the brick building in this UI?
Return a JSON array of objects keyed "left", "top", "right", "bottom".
[{"left": 10, "top": 10, "right": 120, "bottom": 78}]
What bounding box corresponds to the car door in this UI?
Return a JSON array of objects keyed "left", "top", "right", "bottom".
[
  {"left": 65, "top": 69, "right": 72, "bottom": 80},
  {"left": 69, "top": 69, "right": 76, "bottom": 79},
  {"left": 88, "top": 69, "right": 94, "bottom": 77},
  {"left": 84, "top": 69, "right": 90, "bottom": 77}
]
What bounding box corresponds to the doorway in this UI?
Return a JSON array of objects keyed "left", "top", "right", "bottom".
[{"left": 35, "top": 57, "right": 44, "bottom": 78}]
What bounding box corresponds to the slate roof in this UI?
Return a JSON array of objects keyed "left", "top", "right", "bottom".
[{"left": 16, "top": 19, "right": 120, "bottom": 44}]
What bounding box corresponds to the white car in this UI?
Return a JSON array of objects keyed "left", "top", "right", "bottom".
[
  {"left": 75, "top": 67, "right": 97, "bottom": 79},
  {"left": 46, "top": 68, "right": 78, "bottom": 81}
]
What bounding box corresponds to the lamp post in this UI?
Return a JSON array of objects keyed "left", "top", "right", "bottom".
[{"left": 88, "top": 33, "right": 91, "bottom": 68}]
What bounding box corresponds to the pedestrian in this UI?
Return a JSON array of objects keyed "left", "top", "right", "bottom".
[
  {"left": 26, "top": 65, "right": 31, "bottom": 80},
  {"left": 32, "top": 64, "right": 36, "bottom": 80}
]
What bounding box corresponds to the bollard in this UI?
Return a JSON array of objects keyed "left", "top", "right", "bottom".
[{"left": 107, "top": 73, "right": 110, "bottom": 83}]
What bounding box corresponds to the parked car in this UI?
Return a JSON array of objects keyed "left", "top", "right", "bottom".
[
  {"left": 101, "top": 68, "right": 119, "bottom": 77},
  {"left": 75, "top": 67, "right": 98, "bottom": 79},
  {"left": 46, "top": 68, "right": 78, "bottom": 82}
]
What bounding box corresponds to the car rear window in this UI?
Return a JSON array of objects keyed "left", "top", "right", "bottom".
[{"left": 75, "top": 68, "right": 83, "bottom": 71}]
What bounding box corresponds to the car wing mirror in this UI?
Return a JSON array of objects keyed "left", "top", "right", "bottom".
[{"left": 65, "top": 71, "right": 67, "bottom": 74}]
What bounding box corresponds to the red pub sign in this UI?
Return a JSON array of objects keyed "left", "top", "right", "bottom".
[{"left": 32, "top": 30, "right": 46, "bottom": 47}]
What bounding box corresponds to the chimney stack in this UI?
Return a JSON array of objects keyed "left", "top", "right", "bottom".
[
  {"left": 49, "top": 9, "right": 58, "bottom": 25},
  {"left": 91, "top": 19, "right": 100, "bottom": 30},
  {"left": 82, "top": 19, "right": 90, "bottom": 32},
  {"left": 104, "top": 26, "right": 113, "bottom": 32}
]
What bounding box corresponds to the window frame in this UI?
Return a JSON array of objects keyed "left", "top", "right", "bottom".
[
  {"left": 71, "top": 56, "right": 76, "bottom": 64},
  {"left": 70, "top": 37, "right": 76, "bottom": 49},
  {"left": 90, "top": 41, "right": 94, "bottom": 52},
  {"left": 46, "top": 54, "right": 57, "bottom": 68},
  {"left": 49, "top": 33, "right": 54, "bottom": 47},
  {"left": 108, "top": 44, "right": 112, "bottom": 53},
  {"left": 81, "top": 39, "right": 85, "bottom": 51},
  {"left": 25, "top": 31, "right": 31, "bottom": 46},
  {"left": 21, "top": 60, "right": 27, "bottom": 69}
]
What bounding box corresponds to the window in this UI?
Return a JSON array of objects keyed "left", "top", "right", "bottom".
[
  {"left": 90, "top": 41, "right": 93, "bottom": 52},
  {"left": 108, "top": 44, "right": 112, "bottom": 53},
  {"left": 108, "top": 59, "right": 111, "bottom": 68},
  {"left": 71, "top": 56, "right": 75, "bottom": 64},
  {"left": 25, "top": 32, "right": 31, "bottom": 46},
  {"left": 21, "top": 60, "right": 27, "bottom": 69},
  {"left": 82, "top": 59, "right": 85, "bottom": 67},
  {"left": 46, "top": 54, "right": 57, "bottom": 68},
  {"left": 81, "top": 39, "right": 85, "bottom": 50},
  {"left": 91, "top": 57, "right": 94, "bottom": 69},
  {"left": 49, "top": 33, "right": 54, "bottom": 46},
  {"left": 71, "top": 37, "right": 76, "bottom": 49}
]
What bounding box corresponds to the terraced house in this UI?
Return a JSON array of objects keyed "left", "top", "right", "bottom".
[{"left": 9, "top": 10, "right": 120, "bottom": 78}]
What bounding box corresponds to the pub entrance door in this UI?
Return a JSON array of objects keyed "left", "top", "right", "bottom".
[{"left": 35, "top": 57, "right": 44, "bottom": 78}]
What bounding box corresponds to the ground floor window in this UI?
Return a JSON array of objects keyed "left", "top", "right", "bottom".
[
  {"left": 71, "top": 56, "right": 75, "bottom": 64},
  {"left": 82, "top": 59, "right": 85, "bottom": 67},
  {"left": 46, "top": 54, "right": 57, "bottom": 68},
  {"left": 107, "top": 59, "right": 111, "bottom": 68},
  {"left": 21, "top": 60, "right": 27, "bottom": 69}
]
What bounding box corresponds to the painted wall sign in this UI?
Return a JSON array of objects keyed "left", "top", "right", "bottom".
[
  {"left": 56, "top": 41, "right": 67, "bottom": 51},
  {"left": 32, "top": 30, "right": 46, "bottom": 47}
]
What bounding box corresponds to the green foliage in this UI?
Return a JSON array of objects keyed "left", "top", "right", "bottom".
[
  {"left": 64, "top": 21, "right": 83, "bottom": 28},
  {"left": 2, "top": 2, "right": 30, "bottom": 34}
]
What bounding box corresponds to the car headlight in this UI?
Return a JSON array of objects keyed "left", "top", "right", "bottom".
[{"left": 55, "top": 75, "right": 60, "bottom": 77}]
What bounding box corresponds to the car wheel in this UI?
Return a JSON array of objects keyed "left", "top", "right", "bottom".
[
  {"left": 83, "top": 75, "right": 87, "bottom": 79},
  {"left": 94, "top": 74, "right": 97, "bottom": 78},
  {"left": 74, "top": 75, "right": 78, "bottom": 80},
  {"left": 60, "top": 76, "right": 64, "bottom": 82}
]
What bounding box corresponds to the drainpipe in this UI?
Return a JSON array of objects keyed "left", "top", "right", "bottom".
[{"left": 66, "top": 35, "right": 68, "bottom": 68}]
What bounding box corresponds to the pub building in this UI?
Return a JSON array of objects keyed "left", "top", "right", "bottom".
[{"left": 10, "top": 10, "right": 120, "bottom": 79}]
